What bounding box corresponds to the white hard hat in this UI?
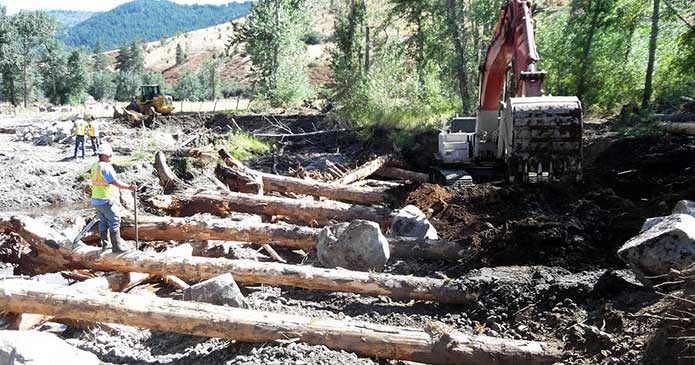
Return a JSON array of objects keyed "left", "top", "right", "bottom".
[{"left": 96, "top": 143, "right": 113, "bottom": 157}]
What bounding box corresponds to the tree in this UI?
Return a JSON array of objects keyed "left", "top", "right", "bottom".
[
  {"left": 0, "top": 5, "right": 18, "bottom": 105},
  {"left": 92, "top": 41, "right": 109, "bottom": 72},
  {"left": 173, "top": 69, "right": 202, "bottom": 100},
  {"left": 199, "top": 57, "right": 223, "bottom": 100},
  {"left": 12, "top": 11, "right": 56, "bottom": 107},
  {"left": 446, "top": 0, "right": 470, "bottom": 114},
  {"left": 67, "top": 49, "right": 88, "bottom": 99},
  {"left": 175, "top": 43, "right": 186, "bottom": 65},
  {"left": 129, "top": 41, "right": 145, "bottom": 74},
  {"left": 642, "top": 0, "right": 660, "bottom": 109},
  {"left": 39, "top": 38, "right": 68, "bottom": 105},
  {"left": 89, "top": 71, "right": 115, "bottom": 101},
  {"left": 115, "top": 44, "right": 132, "bottom": 72},
  {"left": 227, "top": 0, "right": 314, "bottom": 106}
]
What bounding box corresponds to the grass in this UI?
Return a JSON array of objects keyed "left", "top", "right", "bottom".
[{"left": 220, "top": 131, "right": 270, "bottom": 161}]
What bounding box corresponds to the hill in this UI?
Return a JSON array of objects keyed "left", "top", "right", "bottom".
[
  {"left": 46, "top": 10, "right": 97, "bottom": 28},
  {"left": 57, "top": 0, "right": 252, "bottom": 50}
]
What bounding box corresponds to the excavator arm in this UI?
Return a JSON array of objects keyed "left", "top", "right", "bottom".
[{"left": 477, "top": 0, "right": 583, "bottom": 182}]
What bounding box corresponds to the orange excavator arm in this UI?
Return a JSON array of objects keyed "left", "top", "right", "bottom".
[{"left": 479, "top": 0, "right": 546, "bottom": 112}]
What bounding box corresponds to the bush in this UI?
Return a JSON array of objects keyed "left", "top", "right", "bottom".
[
  {"left": 221, "top": 131, "right": 270, "bottom": 161},
  {"left": 302, "top": 31, "right": 323, "bottom": 45}
]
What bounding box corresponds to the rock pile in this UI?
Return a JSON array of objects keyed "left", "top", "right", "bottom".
[{"left": 15, "top": 120, "right": 75, "bottom": 146}]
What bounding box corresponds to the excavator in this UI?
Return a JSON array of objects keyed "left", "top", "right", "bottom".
[{"left": 433, "top": 0, "right": 583, "bottom": 184}]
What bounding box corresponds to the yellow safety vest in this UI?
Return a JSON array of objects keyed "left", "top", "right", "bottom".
[
  {"left": 88, "top": 121, "right": 98, "bottom": 137},
  {"left": 91, "top": 162, "right": 119, "bottom": 200},
  {"left": 74, "top": 121, "right": 87, "bottom": 136}
]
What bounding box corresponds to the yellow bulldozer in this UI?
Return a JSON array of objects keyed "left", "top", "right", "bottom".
[{"left": 125, "top": 85, "right": 175, "bottom": 115}]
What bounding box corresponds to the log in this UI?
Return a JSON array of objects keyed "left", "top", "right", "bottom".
[
  {"left": 154, "top": 151, "right": 190, "bottom": 194},
  {"left": 215, "top": 163, "right": 264, "bottom": 195},
  {"left": 84, "top": 215, "right": 321, "bottom": 249},
  {"left": 8, "top": 271, "right": 149, "bottom": 330},
  {"left": 336, "top": 156, "right": 391, "bottom": 185},
  {"left": 149, "top": 191, "right": 393, "bottom": 227},
  {"left": 374, "top": 166, "right": 429, "bottom": 184},
  {"left": 658, "top": 121, "right": 695, "bottom": 136},
  {"left": 219, "top": 148, "right": 388, "bottom": 206},
  {"left": 0, "top": 216, "right": 473, "bottom": 304},
  {"left": 0, "top": 279, "right": 563, "bottom": 365},
  {"left": 82, "top": 215, "right": 469, "bottom": 262},
  {"left": 253, "top": 128, "right": 353, "bottom": 138}
]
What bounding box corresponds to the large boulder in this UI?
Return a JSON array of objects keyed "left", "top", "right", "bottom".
[
  {"left": 183, "top": 273, "right": 247, "bottom": 308},
  {"left": 0, "top": 330, "right": 100, "bottom": 365},
  {"left": 317, "top": 220, "right": 390, "bottom": 271},
  {"left": 673, "top": 200, "right": 695, "bottom": 217},
  {"left": 617, "top": 214, "right": 695, "bottom": 286},
  {"left": 390, "top": 205, "right": 438, "bottom": 240},
  {"left": 640, "top": 216, "right": 666, "bottom": 233}
]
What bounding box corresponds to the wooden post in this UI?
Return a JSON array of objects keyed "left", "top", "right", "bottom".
[{"left": 0, "top": 279, "right": 563, "bottom": 365}]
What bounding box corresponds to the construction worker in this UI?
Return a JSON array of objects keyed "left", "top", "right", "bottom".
[
  {"left": 87, "top": 118, "right": 100, "bottom": 155},
  {"left": 72, "top": 119, "right": 88, "bottom": 159},
  {"left": 91, "top": 143, "right": 136, "bottom": 253}
]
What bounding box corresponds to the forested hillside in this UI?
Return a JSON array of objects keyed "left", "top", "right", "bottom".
[
  {"left": 46, "top": 10, "right": 96, "bottom": 28},
  {"left": 57, "top": 0, "right": 252, "bottom": 50}
]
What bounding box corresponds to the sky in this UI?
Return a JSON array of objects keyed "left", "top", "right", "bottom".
[{"left": 2, "top": 0, "right": 246, "bottom": 14}]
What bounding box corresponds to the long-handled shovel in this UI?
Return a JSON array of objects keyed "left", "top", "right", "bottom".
[{"left": 134, "top": 184, "right": 139, "bottom": 251}]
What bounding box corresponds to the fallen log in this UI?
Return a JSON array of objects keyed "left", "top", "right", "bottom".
[
  {"left": 84, "top": 215, "right": 321, "bottom": 249},
  {"left": 336, "top": 156, "right": 391, "bottom": 185},
  {"left": 374, "top": 166, "right": 429, "bottom": 184},
  {"left": 253, "top": 128, "right": 352, "bottom": 138},
  {"left": 149, "top": 191, "right": 393, "bottom": 227},
  {"left": 219, "top": 148, "right": 388, "bottom": 206},
  {"left": 658, "top": 121, "right": 695, "bottom": 136},
  {"left": 215, "top": 163, "right": 264, "bottom": 195},
  {"left": 1, "top": 216, "right": 472, "bottom": 304},
  {"left": 0, "top": 279, "right": 563, "bottom": 365},
  {"left": 82, "top": 215, "right": 469, "bottom": 261},
  {"left": 154, "top": 151, "right": 190, "bottom": 194},
  {"left": 8, "top": 271, "right": 149, "bottom": 331}
]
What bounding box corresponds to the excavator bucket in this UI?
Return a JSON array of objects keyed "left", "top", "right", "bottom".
[{"left": 499, "top": 96, "right": 583, "bottom": 183}]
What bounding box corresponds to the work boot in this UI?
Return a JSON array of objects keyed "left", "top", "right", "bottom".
[
  {"left": 109, "top": 230, "right": 131, "bottom": 253},
  {"left": 99, "top": 230, "right": 111, "bottom": 252}
]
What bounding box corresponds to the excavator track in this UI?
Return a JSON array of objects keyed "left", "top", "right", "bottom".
[{"left": 501, "top": 96, "right": 583, "bottom": 183}]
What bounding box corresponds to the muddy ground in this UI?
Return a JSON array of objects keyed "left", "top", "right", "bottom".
[{"left": 0, "top": 112, "right": 693, "bottom": 364}]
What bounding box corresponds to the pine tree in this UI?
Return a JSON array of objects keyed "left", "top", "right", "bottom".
[
  {"left": 129, "top": 41, "right": 145, "bottom": 74},
  {"left": 115, "top": 44, "right": 132, "bottom": 72},
  {"left": 175, "top": 43, "right": 186, "bottom": 65},
  {"left": 93, "top": 41, "right": 109, "bottom": 72},
  {"left": 67, "top": 49, "right": 88, "bottom": 98}
]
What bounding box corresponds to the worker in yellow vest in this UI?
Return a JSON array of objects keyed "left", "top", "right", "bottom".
[
  {"left": 87, "top": 119, "right": 100, "bottom": 155},
  {"left": 91, "top": 143, "right": 136, "bottom": 253},
  {"left": 72, "top": 119, "right": 88, "bottom": 159}
]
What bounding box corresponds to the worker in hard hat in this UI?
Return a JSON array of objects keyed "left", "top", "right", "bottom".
[
  {"left": 87, "top": 118, "right": 100, "bottom": 155},
  {"left": 72, "top": 119, "right": 88, "bottom": 159},
  {"left": 91, "top": 143, "right": 136, "bottom": 253}
]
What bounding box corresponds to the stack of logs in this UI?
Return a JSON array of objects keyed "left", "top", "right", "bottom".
[{"left": 0, "top": 150, "right": 562, "bottom": 365}]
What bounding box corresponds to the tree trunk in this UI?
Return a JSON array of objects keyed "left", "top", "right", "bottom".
[
  {"left": 215, "top": 163, "right": 264, "bottom": 195},
  {"left": 154, "top": 151, "right": 191, "bottom": 194},
  {"left": 22, "top": 62, "right": 28, "bottom": 108},
  {"left": 219, "top": 148, "right": 389, "bottom": 205},
  {"left": 83, "top": 215, "right": 471, "bottom": 262},
  {"left": 0, "top": 279, "right": 562, "bottom": 365},
  {"left": 85, "top": 215, "right": 320, "bottom": 249},
  {"left": 149, "top": 191, "right": 393, "bottom": 227},
  {"left": 7, "top": 271, "right": 149, "bottom": 331},
  {"left": 374, "top": 166, "right": 429, "bottom": 184},
  {"left": 336, "top": 156, "right": 391, "bottom": 185},
  {"left": 642, "top": 0, "right": 660, "bottom": 109},
  {"left": 0, "top": 216, "right": 470, "bottom": 304},
  {"left": 447, "top": 0, "right": 470, "bottom": 114},
  {"left": 576, "top": 1, "right": 602, "bottom": 100}
]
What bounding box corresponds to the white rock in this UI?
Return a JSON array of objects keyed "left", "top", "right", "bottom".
[
  {"left": 0, "top": 330, "right": 100, "bottom": 365},
  {"left": 617, "top": 214, "right": 695, "bottom": 286},
  {"left": 390, "top": 205, "right": 438, "bottom": 240},
  {"left": 317, "top": 220, "right": 390, "bottom": 271},
  {"left": 673, "top": 200, "right": 695, "bottom": 218},
  {"left": 640, "top": 217, "right": 666, "bottom": 232}
]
